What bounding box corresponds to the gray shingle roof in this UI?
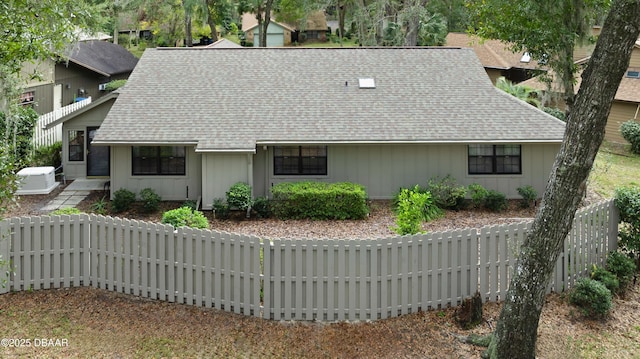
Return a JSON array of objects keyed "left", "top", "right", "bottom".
[
  {"left": 94, "top": 47, "right": 566, "bottom": 151},
  {"left": 66, "top": 40, "right": 139, "bottom": 77}
]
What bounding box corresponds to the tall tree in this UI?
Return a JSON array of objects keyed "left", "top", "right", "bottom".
[
  {"left": 469, "top": 0, "right": 640, "bottom": 357},
  {"left": 0, "top": 0, "right": 102, "bottom": 215}
]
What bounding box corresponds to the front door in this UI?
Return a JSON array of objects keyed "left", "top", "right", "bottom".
[{"left": 86, "top": 126, "right": 110, "bottom": 177}]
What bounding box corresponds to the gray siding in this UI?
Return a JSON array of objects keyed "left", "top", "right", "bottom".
[
  {"left": 261, "top": 143, "right": 560, "bottom": 200},
  {"left": 201, "top": 153, "right": 252, "bottom": 210},
  {"left": 62, "top": 98, "right": 115, "bottom": 179},
  {"left": 110, "top": 146, "right": 202, "bottom": 201}
]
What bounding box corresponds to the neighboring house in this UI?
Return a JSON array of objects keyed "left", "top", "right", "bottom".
[
  {"left": 20, "top": 40, "right": 138, "bottom": 116},
  {"left": 445, "top": 33, "right": 544, "bottom": 84},
  {"left": 44, "top": 92, "right": 119, "bottom": 179},
  {"left": 298, "top": 11, "right": 328, "bottom": 43},
  {"left": 205, "top": 39, "right": 243, "bottom": 48},
  {"left": 242, "top": 13, "right": 295, "bottom": 47},
  {"left": 91, "top": 47, "right": 565, "bottom": 209},
  {"left": 520, "top": 38, "right": 640, "bottom": 145},
  {"left": 56, "top": 41, "right": 138, "bottom": 107}
]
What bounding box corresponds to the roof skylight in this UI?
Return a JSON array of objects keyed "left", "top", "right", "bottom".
[{"left": 358, "top": 78, "right": 376, "bottom": 89}]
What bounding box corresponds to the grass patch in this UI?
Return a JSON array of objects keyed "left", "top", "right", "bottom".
[{"left": 589, "top": 142, "right": 640, "bottom": 198}]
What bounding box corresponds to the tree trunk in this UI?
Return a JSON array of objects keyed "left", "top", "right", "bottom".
[
  {"left": 403, "top": 0, "right": 428, "bottom": 46},
  {"left": 258, "top": 0, "right": 274, "bottom": 47},
  {"left": 488, "top": 1, "right": 640, "bottom": 358},
  {"left": 204, "top": 0, "right": 219, "bottom": 42}
]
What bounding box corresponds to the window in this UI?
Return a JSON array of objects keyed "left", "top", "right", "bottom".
[
  {"left": 20, "top": 91, "right": 35, "bottom": 107},
  {"left": 626, "top": 70, "right": 640, "bottom": 78},
  {"left": 132, "top": 146, "right": 186, "bottom": 175},
  {"left": 468, "top": 145, "right": 521, "bottom": 175},
  {"left": 274, "top": 146, "right": 327, "bottom": 175},
  {"left": 68, "top": 130, "right": 84, "bottom": 161}
]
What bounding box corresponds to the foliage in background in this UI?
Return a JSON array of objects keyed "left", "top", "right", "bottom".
[
  {"left": 495, "top": 77, "right": 540, "bottom": 107},
  {"left": 468, "top": 183, "right": 489, "bottom": 208},
  {"left": 614, "top": 186, "right": 640, "bottom": 264},
  {"left": 90, "top": 196, "right": 109, "bottom": 215},
  {"left": 30, "top": 142, "right": 62, "bottom": 168},
  {"left": 393, "top": 185, "right": 441, "bottom": 235},
  {"left": 104, "top": 79, "right": 127, "bottom": 92},
  {"left": 569, "top": 278, "right": 612, "bottom": 317},
  {"left": 0, "top": 106, "right": 38, "bottom": 169},
  {"left": 51, "top": 207, "right": 83, "bottom": 216},
  {"left": 139, "top": 188, "right": 161, "bottom": 213},
  {"left": 620, "top": 120, "right": 640, "bottom": 154},
  {"left": 423, "top": 175, "right": 467, "bottom": 210},
  {"left": 605, "top": 251, "right": 637, "bottom": 288},
  {"left": 212, "top": 198, "right": 230, "bottom": 219},
  {"left": 161, "top": 206, "right": 209, "bottom": 229},
  {"left": 542, "top": 107, "right": 566, "bottom": 122},
  {"left": 251, "top": 196, "right": 271, "bottom": 218},
  {"left": 111, "top": 188, "right": 136, "bottom": 213},
  {"left": 484, "top": 190, "right": 507, "bottom": 212},
  {"left": 590, "top": 265, "right": 620, "bottom": 294},
  {"left": 516, "top": 185, "right": 537, "bottom": 209},
  {"left": 271, "top": 181, "right": 368, "bottom": 220},
  {"left": 226, "top": 182, "right": 252, "bottom": 211}
]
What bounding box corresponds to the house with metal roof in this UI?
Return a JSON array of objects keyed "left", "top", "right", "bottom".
[{"left": 90, "top": 47, "right": 566, "bottom": 209}]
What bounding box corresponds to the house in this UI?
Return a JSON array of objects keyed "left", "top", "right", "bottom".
[
  {"left": 445, "top": 33, "right": 545, "bottom": 84},
  {"left": 44, "top": 92, "right": 119, "bottom": 179},
  {"left": 20, "top": 40, "right": 138, "bottom": 115},
  {"left": 242, "top": 13, "right": 295, "bottom": 47},
  {"left": 56, "top": 41, "right": 138, "bottom": 106},
  {"left": 297, "top": 11, "right": 329, "bottom": 43},
  {"left": 90, "top": 47, "right": 565, "bottom": 209},
  {"left": 520, "top": 38, "right": 640, "bottom": 145}
]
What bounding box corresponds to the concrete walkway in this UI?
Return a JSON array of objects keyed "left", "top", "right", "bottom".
[{"left": 41, "top": 178, "right": 109, "bottom": 212}]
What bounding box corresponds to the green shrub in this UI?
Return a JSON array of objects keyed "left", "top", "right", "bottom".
[
  {"left": 212, "top": 198, "right": 230, "bottom": 219},
  {"left": 90, "top": 196, "right": 108, "bottom": 215},
  {"left": 252, "top": 196, "right": 271, "bottom": 218},
  {"left": 484, "top": 190, "right": 507, "bottom": 212},
  {"left": 183, "top": 200, "right": 198, "bottom": 210},
  {"left": 271, "top": 181, "right": 369, "bottom": 220},
  {"left": 569, "top": 278, "right": 612, "bottom": 317},
  {"left": 591, "top": 266, "right": 620, "bottom": 294},
  {"left": 226, "top": 182, "right": 252, "bottom": 211},
  {"left": 51, "top": 207, "right": 82, "bottom": 215},
  {"left": 111, "top": 188, "right": 136, "bottom": 213},
  {"left": 393, "top": 185, "right": 441, "bottom": 235},
  {"left": 615, "top": 186, "right": 640, "bottom": 262},
  {"left": 468, "top": 183, "right": 488, "bottom": 208},
  {"left": 161, "top": 206, "right": 209, "bottom": 229},
  {"left": 31, "top": 142, "right": 62, "bottom": 168},
  {"left": 424, "top": 175, "right": 467, "bottom": 210},
  {"left": 139, "top": 188, "right": 161, "bottom": 213},
  {"left": 620, "top": 120, "right": 640, "bottom": 154},
  {"left": 517, "top": 185, "right": 538, "bottom": 208},
  {"left": 103, "top": 79, "right": 127, "bottom": 92},
  {"left": 606, "top": 251, "right": 637, "bottom": 287},
  {"left": 542, "top": 107, "right": 566, "bottom": 122}
]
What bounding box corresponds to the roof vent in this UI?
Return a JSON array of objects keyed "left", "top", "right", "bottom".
[{"left": 358, "top": 78, "right": 376, "bottom": 89}]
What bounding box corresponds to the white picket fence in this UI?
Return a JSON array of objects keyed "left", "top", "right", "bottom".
[
  {"left": 32, "top": 97, "right": 92, "bottom": 148},
  {"left": 0, "top": 199, "right": 619, "bottom": 321}
]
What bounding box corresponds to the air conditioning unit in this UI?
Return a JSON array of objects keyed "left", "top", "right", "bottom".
[{"left": 98, "top": 83, "right": 107, "bottom": 91}]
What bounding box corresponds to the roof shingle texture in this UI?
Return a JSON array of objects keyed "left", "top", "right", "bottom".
[
  {"left": 66, "top": 40, "right": 139, "bottom": 76},
  {"left": 95, "top": 47, "right": 566, "bottom": 151}
]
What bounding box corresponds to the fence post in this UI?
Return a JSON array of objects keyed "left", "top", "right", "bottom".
[{"left": 0, "top": 220, "right": 10, "bottom": 294}]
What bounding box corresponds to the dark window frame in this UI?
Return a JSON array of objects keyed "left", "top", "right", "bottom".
[
  {"left": 131, "top": 146, "right": 186, "bottom": 176},
  {"left": 468, "top": 144, "right": 522, "bottom": 175},
  {"left": 68, "top": 130, "right": 85, "bottom": 162},
  {"left": 274, "top": 146, "right": 328, "bottom": 176}
]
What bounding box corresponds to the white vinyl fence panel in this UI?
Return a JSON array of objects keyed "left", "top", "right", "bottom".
[
  {"left": 0, "top": 199, "right": 619, "bottom": 321},
  {"left": 32, "top": 97, "right": 92, "bottom": 148}
]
